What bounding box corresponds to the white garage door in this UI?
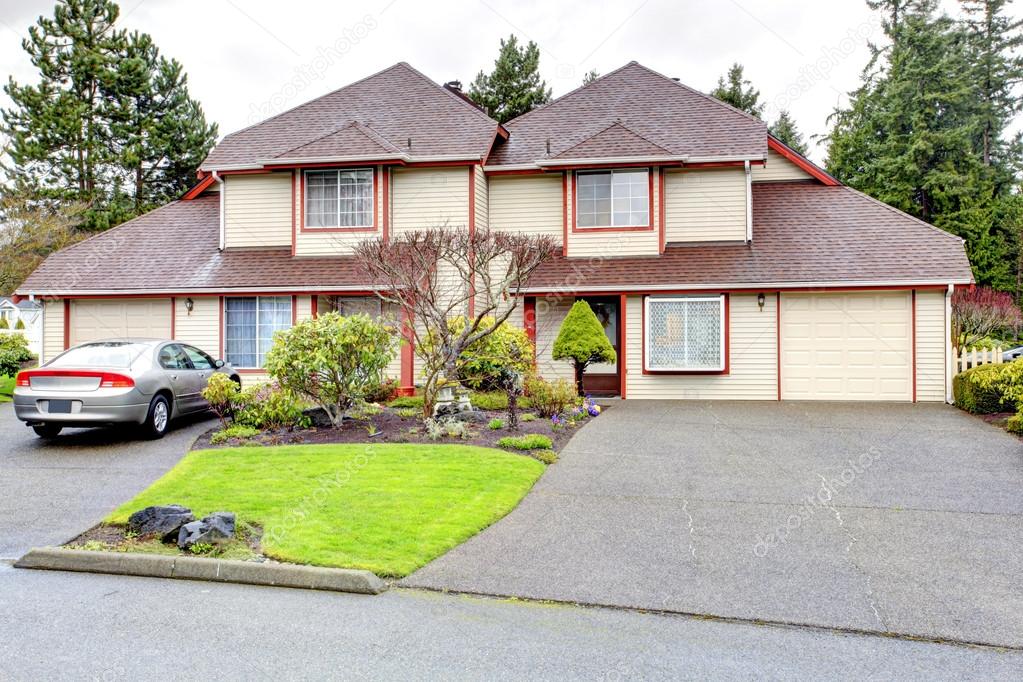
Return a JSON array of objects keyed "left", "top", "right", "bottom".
[
  {"left": 70, "top": 299, "right": 172, "bottom": 346},
  {"left": 781, "top": 292, "right": 912, "bottom": 401}
]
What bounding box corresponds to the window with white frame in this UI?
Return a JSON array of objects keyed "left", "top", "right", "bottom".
[
  {"left": 576, "top": 169, "right": 649, "bottom": 227},
  {"left": 644, "top": 296, "right": 725, "bottom": 371},
  {"left": 305, "top": 169, "right": 374, "bottom": 228},
  {"left": 224, "top": 296, "right": 292, "bottom": 368}
]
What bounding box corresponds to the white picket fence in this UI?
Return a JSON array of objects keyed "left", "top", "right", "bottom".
[{"left": 955, "top": 346, "right": 1004, "bottom": 374}]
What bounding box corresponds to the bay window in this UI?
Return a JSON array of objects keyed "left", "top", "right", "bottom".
[
  {"left": 644, "top": 296, "right": 726, "bottom": 372},
  {"left": 576, "top": 169, "right": 649, "bottom": 228},
  {"left": 305, "top": 168, "right": 374, "bottom": 228},
  {"left": 225, "top": 296, "right": 293, "bottom": 368}
]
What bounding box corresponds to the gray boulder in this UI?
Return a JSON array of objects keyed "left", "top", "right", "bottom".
[
  {"left": 177, "top": 512, "right": 236, "bottom": 549},
  {"left": 127, "top": 505, "right": 195, "bottom": 542}
]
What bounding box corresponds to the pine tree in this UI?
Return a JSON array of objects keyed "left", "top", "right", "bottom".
[
  {"left": 468, "top": 35, "right": 551, "bottom": 123},
  {"left": 2, "top": 0, "right": 217, "bottom": 230},
  {"left": 769, "top": 110, "right": 808, "bottom": 154},
  {"left": 710, "top": 63, "right": 763, "bottom": 118}
]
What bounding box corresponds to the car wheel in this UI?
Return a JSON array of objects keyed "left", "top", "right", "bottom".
[
  {"left": 32, "top": 424, "right": 62, "bottom": 439},
  {"left": 143, "top": 395, "right": 171, "bottom": 440}
]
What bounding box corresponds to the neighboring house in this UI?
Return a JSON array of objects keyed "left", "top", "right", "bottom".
[
  {"left": 14, "top": 61, "right": 972, "bottom": 402},
  {"left": 0, "top": 297, "right": 42, "bottom": 356}
]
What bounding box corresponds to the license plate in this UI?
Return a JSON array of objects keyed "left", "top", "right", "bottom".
[{"left": 48, "top": 400, "right": 73, "bottom": 414}]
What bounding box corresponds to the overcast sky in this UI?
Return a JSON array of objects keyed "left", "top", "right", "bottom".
[{"left": 0, "top": 0, "right": 1017, "bottom": 164}]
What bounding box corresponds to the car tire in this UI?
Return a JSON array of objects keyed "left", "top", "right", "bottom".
[
  {"left": 32, "top": 424, "right": 62, "bottom": 439},
  {"left": 142, "top": 395, "right": 171, "bottom": 440}
]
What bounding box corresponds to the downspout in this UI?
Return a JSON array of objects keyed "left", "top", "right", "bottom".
[
  {"left": 945, "top": 283, "right": 955, "bottom": 404},
  {"left": 213, "top": 170, "right": 225, "bottom": 251},
  {"left": 744, "top": 160, "right": 752, "bottom": 243}
]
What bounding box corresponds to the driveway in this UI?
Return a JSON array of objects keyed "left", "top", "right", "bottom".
[
  {"left": 0, "top": 403, "right": 213, "bottom": 559},
  {"left": 405, "top": 401, "right": 1023, "bottom": 648}
]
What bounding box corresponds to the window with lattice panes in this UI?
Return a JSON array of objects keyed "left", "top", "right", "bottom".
[{"left": 644, "top": 296, "right": 725, "bottom": 371}]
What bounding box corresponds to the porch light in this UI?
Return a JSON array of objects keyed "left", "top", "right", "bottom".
[
  {"left": 185, "top": 297, "right": 194, "bottom": 314},
  {"left": 757, "top": 293, "right": 765, "bottom": 310}
]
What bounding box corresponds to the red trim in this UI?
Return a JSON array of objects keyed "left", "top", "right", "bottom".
[
  {"left": 265, "top": 159, "right": 406, "bottom": 170},
  {"left": 298, "top": 167, "right": 380, "bottom": 234},
  {"left": 619, "top": 294, "right": 627, "bottom": 398},
  {"left": 182, "top": 175, "right": 216, "bottom": 200},
  {"left": 911, "top": 289, "right": 917, "bottom": 403},
  {"left": 63, "top": 299, "right": 70, "bottom": 350},
  {"left": 311, "top": 296, "right": 318, "bottom": 318},
  {"left": 290, "top": 171, "right": 297, "bottom": 256},
  {"left": 523, "top": 297, "right": 537, "bottom": 365},
  {"left": 684, "top": 160, "right": 761, "bottom": 169},
  {"left": 521, "top": 284, "right": 948, "bottom": 298},
  {"left": 570, "top": 168, "right": 655, "bottom": 233},
  {"left": 776, "top": 292, "right": 782, "bottom": 400},
  {"left": 170, "top": 297, "right": 176, "bottom": 338},
  {"left": 547, "top": 161, "right": 681, "bottom": 171},
  {"left": 399, "top": 308, "right": 415, "bottom": 395},
  {"left": 382, "top": 167, "right": 390, "bottom": 244},
  {"left": 484, "top": 168, "right": 547, "bottom": 176},
  {"left": 767, "top": 136, "right": 840, "bottom": 186},
  {"left": 292, "top": 295, "right": 298, "bottom": 325},
  {"left": 218, "top": 296, "right": 224, "bottom": 359},
  {"left": 657, "top": 169, "right": 666, "bottom": 254},
  {"left": 218, "top": 168, "right": 273, "bottom": 176},
  {"left": 403, "top": 160, "right": 477, "bottom": 168},
  {"left": 640, "top": 294, "right": 730, "bottom": 376},
  {"left": 561, "top": 173, "right": 569, "bottom": 257}
]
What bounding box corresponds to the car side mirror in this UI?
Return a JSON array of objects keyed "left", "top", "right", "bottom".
[{"left": 215, "top": 359, "right": 225, "bottom": 368}]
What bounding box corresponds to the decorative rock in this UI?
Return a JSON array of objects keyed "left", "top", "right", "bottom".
[
  {"left": 177, "top": 512, "right": 236, "bottom": 549},
  {"left": 127, "top": 505, "right": 195, "bottom": 542},
  {"left": 202, "top": 512, "right": 236, "bottom": 538}
]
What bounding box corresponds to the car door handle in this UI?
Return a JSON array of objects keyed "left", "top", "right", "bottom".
[{"left": 170, "top": 374, "right": 178, "bottom": 381}]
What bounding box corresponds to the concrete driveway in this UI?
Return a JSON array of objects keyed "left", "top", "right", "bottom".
[
  {"left": 0, "top": 403, "right": 213, "bottom": 559},
  {"left": 405, "top": 401, "right": 1023, "bottom": 648}
]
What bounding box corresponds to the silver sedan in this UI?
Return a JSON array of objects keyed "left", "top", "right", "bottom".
[{"left": 14, "top": 339, "right": 240, "bottom": 439}]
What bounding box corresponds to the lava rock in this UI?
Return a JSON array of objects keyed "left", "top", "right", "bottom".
[
  {"left": 127, "top": 505, "right": 195, "bottom": 542},
  {"left": 177, "top": 512, "right": 236, "bottom": 549}
]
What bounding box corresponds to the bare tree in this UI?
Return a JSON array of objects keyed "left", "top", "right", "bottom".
[
  {"left": 354, "top": 227, "right": 557, "bottom": 416},
  {"left": 951, "top": 285, "right": 1022, "bottom": 352}
]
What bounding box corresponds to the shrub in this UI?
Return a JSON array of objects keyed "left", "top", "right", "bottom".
[
  {"left": 265, "top": 312, "right": 397, "bottom": 427},
  {"left": 14, "top": 318, "right": 25, "bottom": 330},
  {"left": 1007, "top": 412, "right": 1023, "bottom": 435},
  {"left": 497, "top": 433, "right": 553, "bottom": 451},
  {"left": 387, "top": 395, "right": 424, "bottom": 409},
  {"left": 424, "top": 417, "right": 474, "bottom": 440},
  {"left": 520, "top": 413, "right": 537, "bottom": 422},
  {"left": 524, "top": 376, "right": 577, "bottom": 418},
  {"left": 469, "top": 391, "right": 531, "bottom": 411},
  {"left": 952, "top": 286, "right": 1022, "bottom": 352},
  {"left": 552, "top": 301, "right": 616, "bottom": 395},
  {"left": 488, "top": 418, "right": 504, "bottom": 430},
  {"left": 234, "top": 383, "right": 308, "bottom": 431},
  {"left": 531, "top": 449, "right": 558, "bottom": 464},
  {"left": 363, "top": 378, "right": 400, "bottom": 404},
  {"left": 0, "top": 333, "right": 34, "bottom": 378},
  {"left": 0, "top": 318, "right": 8, "bottom": 330},
  {"left": 202, "top": 373, "right": 241, "bottom": 426},
  {"left": 210, "top": 424, "right": 259, "bottom": 445},
  {"left": 454, "top": 317, "right": 534, "bottom": 392},
  {"left": 953, "top": 360, "right": 1023, "bottom": 413},
  {"left": 395, "top": 407, "right": 419, "bottom": 419}
]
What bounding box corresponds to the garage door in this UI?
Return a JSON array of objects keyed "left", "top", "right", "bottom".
[
  {"left": 781, "top": 292, "right": 912, "bottom": 401},
  {"left": 70, "top": 299, "right": 172, "bottom": 346}
]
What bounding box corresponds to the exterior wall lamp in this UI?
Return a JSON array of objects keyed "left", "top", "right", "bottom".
[
  {"left": 185, "top": 297, "right": 194, "bottom": 314},
  {"left": 757, "top": 292, "right": 765, "bottom": 311}
]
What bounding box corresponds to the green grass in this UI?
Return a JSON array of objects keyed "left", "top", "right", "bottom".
[
  {"left": 0, "top": 375, "right": 14, "bottom": 403},
  {"left": 107, "top": 443, "right": 544, "bottom": 577}
]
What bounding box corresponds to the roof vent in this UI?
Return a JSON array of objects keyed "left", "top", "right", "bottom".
[
  {"left": 545, "top": 138, "right": 551, "bottom": 155},
  {"left": 444, "top": 80, "right": 462, "bottom": 93},
  {"left": 671, "top": 77, "right": 680, "bottom": 82}
]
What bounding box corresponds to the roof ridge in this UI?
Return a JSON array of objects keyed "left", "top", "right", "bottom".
[
  {"left": 628, "top": 61, "right": 767, "bottom": 127},
  {"left": 554, "top": 119, "right": 672, "bottom": 157},
  {"left": 839, "top": 185, "right": 968, "bottom": 245},
  {"left": 275, "top": 120, "right": 403, "bottom": 158},
  {"left": 503, "top": 61, "right": 642, "bottom": 128},
  {"left": 352, "top": 121, "right": 403, "bottom": 153}
]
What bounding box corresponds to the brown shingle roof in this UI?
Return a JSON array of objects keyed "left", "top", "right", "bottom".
[
  {"left": 523, "top": 183, "right": 973, "bottom": 291},
  {"left": 553, "top": 122, "right": 672, "bottom": 159},
  {"left": 489, "top": 62, "right": 767, "bottom": 166},
  {"left": 201, "top": 63, "right": 500, "bottom": 170},
  {"left": 17, "top": 184, "right": 972, "bottom": 296},
  {"left": 278, "top": 121, "right": 403, "bottom": 159}
]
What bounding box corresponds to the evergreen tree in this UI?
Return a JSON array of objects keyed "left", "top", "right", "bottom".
[
  {"left": 769, "top": 110, "right": 808, "bottom": 155},
  {"left": 468, "top": 35, "right": 551, "bottom": 123},
  {"left": 710, "top": 63, "right": 763, "bottom": 118},
  {"left": 582, "top": 69, "right": 600, "bottom": 85},
  {"left": 2, "top": 0, "right": 217, "bottom": 230}
]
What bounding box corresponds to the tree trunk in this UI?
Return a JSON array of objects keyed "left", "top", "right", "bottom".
[{"left": 573, "top": 362, "right": 585, "bottom": 397}]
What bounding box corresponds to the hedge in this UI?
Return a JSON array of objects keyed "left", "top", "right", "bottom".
[{"left": 953, "top": 360, "right": 1023, "bottom": 414}]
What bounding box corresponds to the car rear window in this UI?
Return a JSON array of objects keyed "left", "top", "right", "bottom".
[{"left": 50, "top": 342, "right": 147, "bottom": 368}]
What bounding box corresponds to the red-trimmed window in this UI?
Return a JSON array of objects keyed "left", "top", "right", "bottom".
[
  {"left": 644, "top": 295, "right": 725, "bottom": 372},
  {"left": 224, "top": 296, "right": 292, "bottom": 368},
  {"left": 304, "top": 168, "right": 374, "bottom": 228},
  {"left": 576, "top": 169, "right": 650, "bottom": 228}
]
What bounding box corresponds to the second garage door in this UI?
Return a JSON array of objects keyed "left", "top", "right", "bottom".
[
  {"left": 70, "top": 299, "right": 172, "bottom": 346},
  {"left": 781, "top": 292, "right": 912, "bottom": 401}
]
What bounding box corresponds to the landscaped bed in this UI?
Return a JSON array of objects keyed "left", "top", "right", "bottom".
[{"left": 71, "top": 443, "right": 544, "bottom": 578}]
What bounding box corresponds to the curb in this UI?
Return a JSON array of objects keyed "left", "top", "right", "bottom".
[{"left": 14, "top": 548, "right": 388, "bottom": 595}]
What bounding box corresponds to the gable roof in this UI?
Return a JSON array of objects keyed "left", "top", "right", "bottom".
[
  {"left": 278, "top": 121, "right": 404, "bottom": 160},
  {"left": 553, "top": 121, "right": 672, "bottom": 159},
  {"left": 201, "top": 62, "right": 501, "bottom": 170},
  {"left": 488, "top": 61, "right": 767, "bottom": 166}
]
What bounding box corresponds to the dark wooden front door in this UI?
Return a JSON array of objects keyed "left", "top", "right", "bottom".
[{"left": 581, "top": 297, "right": 620, "bottom": 396}]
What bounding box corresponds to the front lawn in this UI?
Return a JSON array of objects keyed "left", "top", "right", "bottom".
[
  {"left": 107, "top": 443, "right": 544, "bottom": 577},
  {"left": 0, "top": 375, "right": 14, "bottom": 403}
]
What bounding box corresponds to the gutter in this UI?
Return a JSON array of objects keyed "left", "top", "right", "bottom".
[
  {"left": 202, "top": 154, "right": 483, "bottom": 173},
  {"left": 517, "top": 279, "right": 974, "bottom": 295}
]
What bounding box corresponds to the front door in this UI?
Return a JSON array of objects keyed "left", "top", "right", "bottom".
[{"left": 580, "top": 297, "right": 620, "bottom": 396}]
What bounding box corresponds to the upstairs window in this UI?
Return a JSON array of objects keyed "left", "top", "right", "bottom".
[
  {"left": 576, "top": 169, "right": 649, "bottom": 228},
  {"left": 645, "top": 296, "right": 726, "bottom": 372},
  {"left": 305, "top": 169, "right": 374, "bottom": 228}
]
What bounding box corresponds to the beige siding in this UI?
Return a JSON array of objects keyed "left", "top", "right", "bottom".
[
  {"left": 488, "top": 174, "right": 562, "bottom": 240},
  {"left": 751, "top": 149, "right": 812, "bottom": 183},
  {"left": 474, "top": 165, "right": 488, "bottom": 232},
  {"left": 295, "top": 166, "right": 386, "bottom": 257},
  {"left": 566, "top": 168, "right": 660, "bottom": 257},
  {"left": 663, "top": 167, "right": 746, "bottom": 243},
  {"left": 534, "top": 297, "right": 575, "bottom": 382},
  {"left": 70, "top": 299, "right": 172, "bottom": 346},
  {"left": 174, "top": 296, "right": 220, "bottom": 357},
  {"left": 915, "top": 290, "right": 947, "bottom": 402},
  {"left": 781, "top": 292, "right": 912, "bottom": 401},
  {"left": 624, "top": 294, "right": 778, "bottom": 400},
  {"left": 42, "top": 299, "right": 65, "bottom": 363},
  {"left": 391, "top": 167, "right": 469, "bottom": 233},
  {"left": 223, "top": 172, "right": 292, "bottom": 248}
]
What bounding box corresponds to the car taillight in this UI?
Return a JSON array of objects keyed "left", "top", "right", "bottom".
[
  {"left": 15, "top": 372, "right": 30, "bottom": 387},
  {"left": 99, "top": 373, "right": 135, "bottom": 388}
]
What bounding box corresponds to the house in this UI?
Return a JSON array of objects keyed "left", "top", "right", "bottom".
[
  {"left": 0, "top": 297, "right": 42, "bottom": 356},
  {"left": 14, "top": 61, "right": 972, "bottom": 402}
]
